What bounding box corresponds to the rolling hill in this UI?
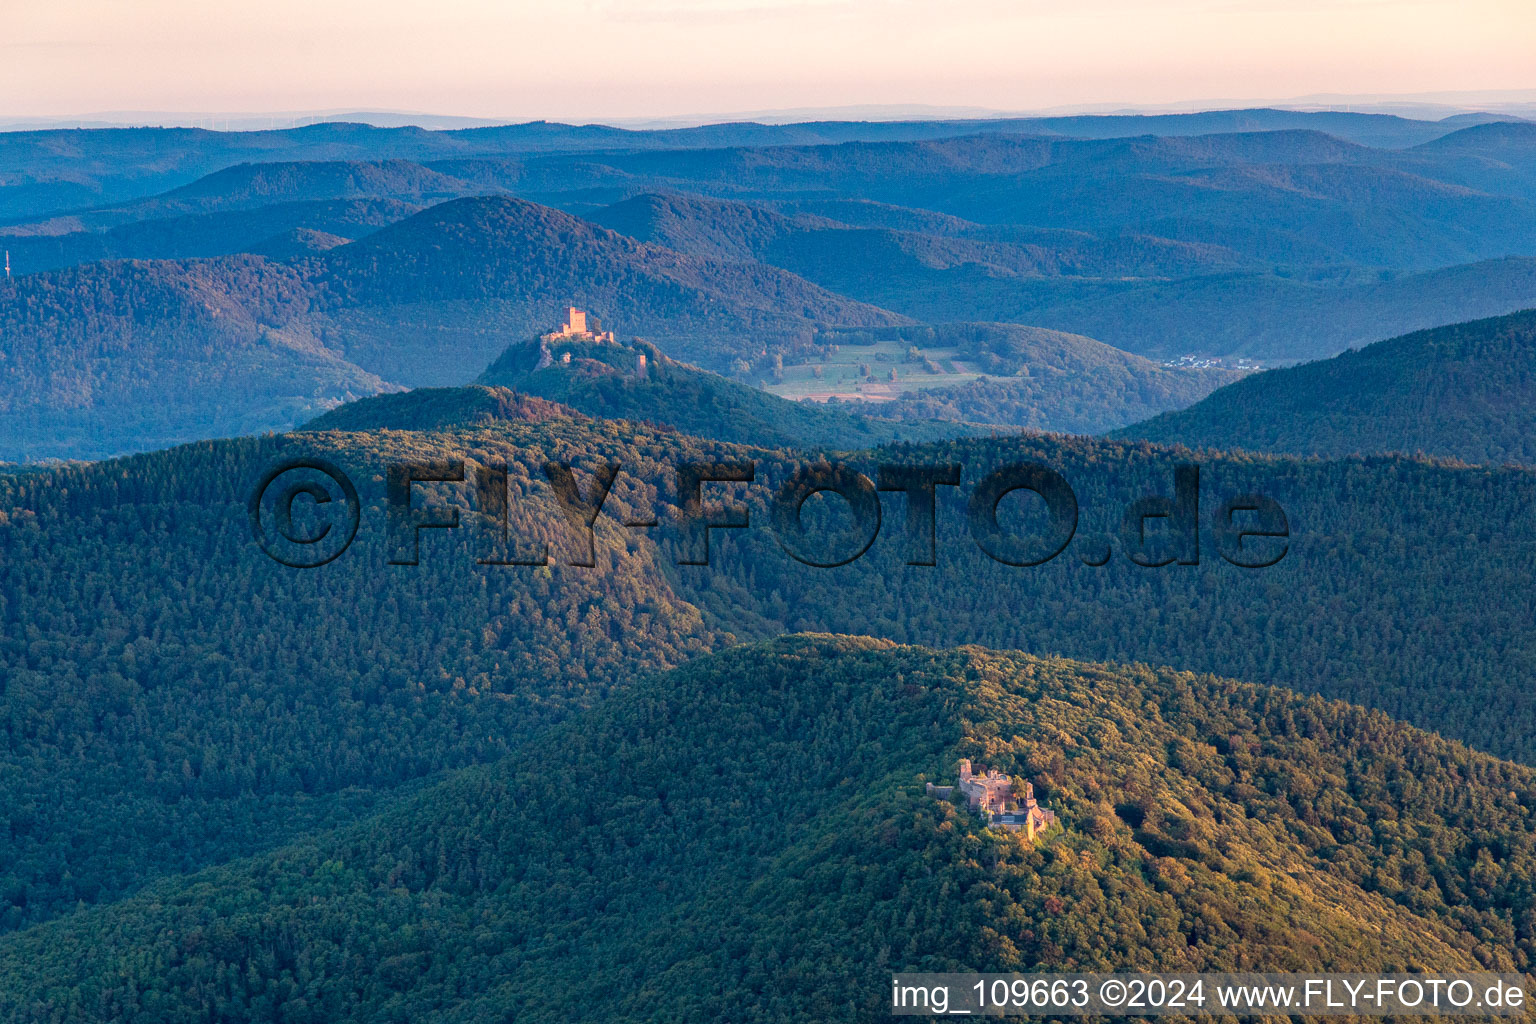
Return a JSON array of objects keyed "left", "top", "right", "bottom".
[
  {"left": 878, "top": 369, "right": 1227, "bottom": 435},
  {"left": 4, "top": 160, "right": 471, "bottom": 235},
  {"left": 469, "top": 333, "right": 977, "bottom": 447},
  {"left": 3, "top": 415, "right": 1536, "bottom": 942},
  {"left": 0, "top": 636, "right": 1531, "bottom": 1021},
  {"left": 1405, "top": 121, "right": 1536, "bottom": 198},
  {"left": 576, "top": 155, "right": 1536, "bottom": 362},
  {"left": 10, "top": 120, "right": 1536, "bottom": 433},
  {"left": 0, "top": 255, "right": 387, "bottom": 462},
  {"left": 245, "top": 225, "right": 356, "bottom": 260},
  {"left": 588, "top": 191, "right": 833, "bottom": 263},
  {"left": 302, "top": 385, "right": 582, "bottom": 432},
  {"left": 589, "top": 191, "right": 1259, "bottom": 283},
  {"left": 0, "top": 110, "right": 1484, "bottom": 222},
  {"left": 0, "top": 195, "right": 908, "bottom": 460},
  {"left": 550, "top": 131, "right": 1536, "bottom": 269},
  {"left": 465, "top": 314, "right": 1232, "bottom": 440},
  {"left": 315, "top": 340, "right": 980, "bottom": 449},
  {"left": 0, "top": 420, "right": 739, "bottom": 932},
  {"left": 792, "top": 322, "right": 1239, "bottom": 434},
  {"left": 1117, "top": 308, "right": 1536, "bottom": 463},
  {"left": 0, "top": 159, "right": 483, "bottom": 275},
  {"left": 0, "top": 197, "right": 419, "bottom": 275},
  {"left": 142, "top": 159, "right": 470, "bottom": 212},
  {"left": 9, "top": 107, "right": 1536, "bottom": 1024},
  {"left": 322, "top": 319, "right": 1226, "bottom": 448},
  {"left": 300, "top": 195, "right": 907, "bottom": 382},
  {"left": 838, "top": 254, "right": 1536, "bottom": 362},
  {"left": 306, "top": 364, "right": 972, "bottom": 449}
]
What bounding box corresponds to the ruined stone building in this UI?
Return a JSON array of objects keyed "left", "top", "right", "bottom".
[
  {"left": 551, "top": 306, "right": 616, "bottom": 343},
  {"left": 929, "top": 759, "right": 1056, "bottom": 838}
]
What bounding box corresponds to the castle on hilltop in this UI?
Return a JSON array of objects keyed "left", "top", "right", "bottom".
[
  {"left": 928, "top": 759, "right": 1056, "bottom": 838},
  {"left": 548, "top": 306, "right": 615, "bottom": 343},
  {"left": 533, "top": 307, "right": 650, "bottom": 377}
]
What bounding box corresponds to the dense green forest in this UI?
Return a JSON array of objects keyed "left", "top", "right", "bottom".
[
  {"left": 588, "top": 191, "right": 835, "bottom": 264},
  {"left": 590, "top": 190, "right": 1255, "bottom": 281},
  {"left": 303, "top": 195, "right": 903, "bottom": 380},
  {"left": 6, "top": 160, "right": 462, "bottom": 239},
  {"left": 305, "top": 385, "right": 582, "bottom": 431},
  {"left": 780, "top": 250, "right": 1536, "bottom": 363},
  {"left": 882, "top": 375, "right": 1209, "bottom": 434},
  {"left": 2, "top": 636, "right": 1534, "bottom": 1021},
  {"left": 470, "top": 333, "right": 978, "bottom": 447},
  {"left": 811, "top": 322, "right": 1237, "bottom": 433},
  {"left": 0, "top": 256, "right": 386, "bottom": 461},
  {"left": 7, "top": 117, "right": 1536, "bottom": 459},
  {"left": 0, "top": 195, "right": 905, "bottom": 459},
  {"left": 579, "top": 182, "right": 1536, "bottom": 363},
  {"left": 668, "top": 433, "right": 1536, "bottom": 764},
  {"left": 6, "top": 113, "right": 1536, "bottom": 1015},
  {"left": 1120, "top": 308, "right": 1536, "bottom": 464},
  {"left": 0, "top": 197, "right": 419, "bottom": 273},
  {"left": 3, "top": 413, "right": 1536, "bottom": 942},
  {"left": 0, "top": 421, "right": 742, "bottom": 931},
  {"left": 0, "top": 108, "right": 1486, "bottom": 221}
]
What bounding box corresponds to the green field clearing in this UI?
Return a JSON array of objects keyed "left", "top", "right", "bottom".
[{"left": 763, "top": 341, "right": 986, "bottom": 401}]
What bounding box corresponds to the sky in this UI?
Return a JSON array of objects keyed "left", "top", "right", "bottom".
[{"left": 3, "top": 0, "right": 1534, "bottom": 121}]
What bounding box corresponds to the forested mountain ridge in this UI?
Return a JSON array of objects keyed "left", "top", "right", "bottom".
[
  {"left": 563, "top": 142, "right": 1536, "bottom": 361},
  {"left": 541, "top": 130, "right": 1536, "bottom": 260},
  {"left": 0, "top": 197, "right": 419, "bottom": 275},
  {"left": 0, "top": 255, "right": 389, "bottom": 461},
  {"left": 244, "top": 225, "right": 355, "bottom": 259},
  {"left": 908, "top": 255, "right": 1536, "bottom": 362},
  {"left": 0, "top": 195, "right": 908, "bottom": 460},
  {"left": 301, "top": 195, "right": 906, "bottom": 380},
  {"left": 1416, "top": 119, "right": 1536, "bottom": 153},
  {"left": 4, "top": 416, "right": 1536, "bottom": 939},
  {"left": 588, "top": 191, "right": 836, "bottom": 263},
  {"left": 306, "top": 127, "right": 1536, "bottom": 367},
  {"left": 879, "top": 372, "right": 1219, "bottom": 434},
  {"left": 0, "top": 420, "right": 748, "bottom": 932},
  {"left": 9, "top": 98, "right": 1536, "bottom": 1024},
  {"left": 1117, "top": 308, "right": 1536, "bottom": 463},
  {"left": 149, "top": 159, "right": 472, "bottom": 210},
  {"left": 0, "top": 110, "right": 1490, "bottom": 222},
  {"left": 307, "top": 362, "right": 963, "bottom": 449},
  {"left": 1, "top": 636, "right": 1532, "bottom": 1022},
  {"left": 2, "top": 160, "right": 470, "bottom": 236},
  {"left": 0, "top": 159, "right": 474, "bottom": 278},
  {"left": 809, "top": 321, "right": 1242, "bottom": 433},
  {"left": 323, "top": 317, "right": 1223, "bottom": 450},
  {"left": 664, "top": 432, "right": 1536, "bottom": 765},
  {"left": 469, "top": 332, "right": 977, "bottom": 447},
  {"left": 303, "top": 385, "right": 583, "bottom": 431},
  {"left": 589, "top": 190, "right": 1260, "bottom": 282},
  {"left": 12, "top": 119, "right": 1536, "bottom": 460}
]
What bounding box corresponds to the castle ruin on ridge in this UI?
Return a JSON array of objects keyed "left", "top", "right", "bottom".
[
  {"left": 928, "top": 759, "right": 1056, "bottom": 838},
  {"left": 549, "top": 306, "right": 615, "bottom": 343}
]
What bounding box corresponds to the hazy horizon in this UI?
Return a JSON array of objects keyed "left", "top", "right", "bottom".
[
  {"left": 4, "top": 87, "right": 1536, "bottom": 133},
  {"left": 4, "top": 0, "right": 1534, "bottom": 123}
]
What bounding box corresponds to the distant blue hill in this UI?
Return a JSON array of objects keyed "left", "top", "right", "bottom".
[
  {"left": 1117, "top": 308, "right": 1536, "bottom": 464},
  {"left": 0, "top": 108, "right": 1487, "bottom": 222}
]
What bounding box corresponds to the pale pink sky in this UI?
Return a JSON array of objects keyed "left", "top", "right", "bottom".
[{"left": 3, "top": 0, "right": 1534, "bottom": 120}]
